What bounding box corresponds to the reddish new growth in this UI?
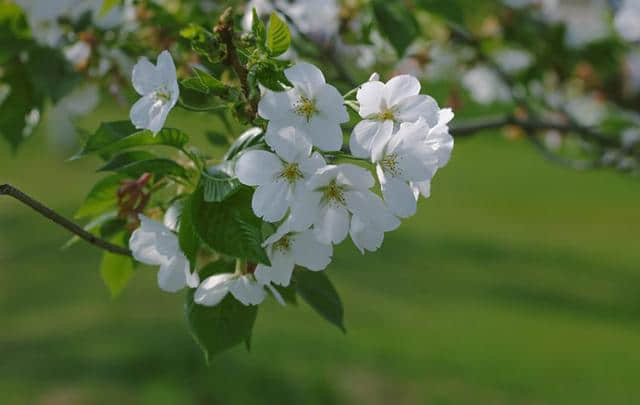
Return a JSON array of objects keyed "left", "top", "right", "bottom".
[{"left": 117, "top": 173, "right": 153, "bottom": 230}]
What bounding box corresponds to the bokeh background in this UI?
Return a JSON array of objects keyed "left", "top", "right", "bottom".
[
  {"left": 3, "top": 0, "right": 640, "bottom": 404},
  {"left": 2, "top": 98, "right": 639, "bottom": 404}
]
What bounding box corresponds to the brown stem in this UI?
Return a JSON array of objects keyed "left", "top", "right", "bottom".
[
  {"left": 0, "top": 184, "right": 132, "bottom": 257},
  {"left": 215, "top": 7, "right": 257, "bottom": 118}
]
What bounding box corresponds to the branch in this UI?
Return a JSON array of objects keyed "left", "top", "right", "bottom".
[
  {"left": 0, "top": 184, "right": 132, "bottom": 257},
  {"left": 215, "top": 7, "right": 257, "bottom": 118}
]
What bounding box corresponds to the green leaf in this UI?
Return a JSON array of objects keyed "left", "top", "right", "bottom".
[
  {"left": 266, "top": 12, "right": 291, "bottom": 57},
  {"left": 185, "top": 286, "right": 259, "bottom": 364},
  {"left": 75, "top": 174, "right": 126, "bottom": 219},
  {"left": 100, "top": 234, "right": 135, "bottom": 298},
  {"left": 97, "top": 150, "right": 157, "bottom": 172},
  {"left": 372, "top": 0, "right": 419, "bottom": 57},
  {"left": 103, "top": 158, "right": 188, "bottom": 179},
  {"left": 191, "top": 186, "right": 270, "bottom": 265},
  {"left": 252, "top": 8, "right": 266, "bottom": 46},
  {"left": 415, "top": 0, "right": 464, "bottom": 24},
  {"left": 273, "top": 284, "right": 298, "bottom": 306},
  {"left": 204, "top": 131, "right": 229, "bottom": 146},
  {"left": 73, "top": 122, "right": 189, "bottom": 158},
  {"left": 26, "top": 45, "right": 80, "bottom": 103},
  {"left": 178, "top": 195, "right": 199, "bottom": 268},
  {"left": 223, "top": 127, "right": 264, "bottom": 161},
  {"left": 99, "top": 0, "right": 122, "bottom": 16},
  {"left": 294, "top": 270, "right": 346, "bottom": 333},
  {"left": 181, "top": 67, "right": 226, "bottom": 95},
  {"left": 0, "top": 64, "right": 43, "bottom": 150},
  {"left": 201, "top": 169, "right": 241, "bottom": 202}
]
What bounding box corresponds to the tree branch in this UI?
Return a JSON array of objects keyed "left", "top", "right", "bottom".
[{"left": 0, "top": 184, "right": 132, "bottom": 257}]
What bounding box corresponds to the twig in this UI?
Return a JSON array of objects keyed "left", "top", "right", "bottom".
[
  {"left": 215, "top": 7, "right": 257, "bottom": 118},
  {"left": 0, "top": 184, "right": 132, "bottom": 257}
]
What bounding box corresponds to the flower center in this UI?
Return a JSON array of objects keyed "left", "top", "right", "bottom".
[
  {"left": 293, "top": 96, "right": 317, "bottom": 122},
  {"left": 322, "top": 179, "right": 346, "bottom": 205},
  {"left": 380, "top": 153, "right": 402, "bottom": 177},
  {"left": 279, "top": 163, "right": 303, "bottom": 184},
  {"left": 376, "top": 108, "right": 395, "bottom": 121},
  {"left": 154, "top": 87, "right": 172, "bottom": 102},
  {"left": 273, "top": 234, "right": 292, "bottom": 253}
]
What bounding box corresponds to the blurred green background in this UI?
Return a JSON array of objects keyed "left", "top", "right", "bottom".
[{"left": 1, "top": 98, "right": 640, "bottom": 405}]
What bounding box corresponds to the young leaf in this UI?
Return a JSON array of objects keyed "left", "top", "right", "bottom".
[
  {"left": 201, "top": 169, "right": 241, "bottom": 202},
  {"left": 191, "top": 186, "right": 270, "bottom": 265},
  {"left": 75, "top": 174, "right": 127, "bottom": 219},
  {"left": 97, "top": 150, "right": 157, "bottom": 172},
  {"left": 372, "top": 0, "right": 419, "bottom": 57},
  {"left": 181, "top": 67, "right": 226, "bottom": 95},
  {"left": 100, "top": 235, "right": 135, "bottom": 298},
  {"left": 99, "top": 0, "right": 122, "bottom": 16},
  {"left": 185, "top": 290, "right": 259, "bottom": 364},
  {"left": 104, "top": 158, "right": 188, "bottom": 179},
  {"left": 266, "top": 12, "right": 291, "bottom": 57},
  {"left": 223, "top": 127, "right": 264, "bottom": 161},
  {"left": 73, "top": 122, "right": 189, "bottom": 158},
  {"left": 294, "top": 270, "right": 346, "bottom": 333},
  {"left": 252, "top": 8, "right": 266, "bottom": 46}
]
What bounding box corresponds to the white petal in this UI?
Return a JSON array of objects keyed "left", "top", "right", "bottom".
[
  {"left": 236, "top": 150, "right": 282, "bottom": 186},
  {"left": 285, "top": 62, "right": 326, "bottom": 96},
  {"left": 336, "top": 163, "right": 375, "bottom": 189},
  {"left": 229, "top": 276, "right": 267, "bottom": 305},
  {"left": 378, "top": 168, "right": 417, "bottom": 218},
  {"left": 350, "top": 215, "right": 384, "bottom": 254},
  {"left": 163, "top": 200, "right": 183, "bottom": 232},
  {"left": 265, "top": 122, "right": 312, "bottom": 157},
  {"left": 313, "top": 203, "right": 350, "bottom": 244},
  {"left": 410, "top": 180, "right": 431, "bottom": 199},
  {"left": 298, "top": 151, "right": 326, "bottom": 178},
  {"left": 258, "top": 89, "right": 298, "bottom": 122},
  {"left": 315, "top": 83, "right": 349, "bottom": 123},
  {"left": 129, "top": 215, "right": 178, "bottom": 265},
  {"left": 356, "top": 80, "right": 385, "bottom": 118},
  {"left": 156, "top": 50, "right": 176, "bottom": 85},
  {"left": 292, "top": 230, "right": 332, "bottom": 271},
  {"left": 157, "top": 254, "right": 188, "bottom": 292},
  {"left": 272, "top": 126, "right": 313, "bottom": 163},
  {"left": 288, "top": 188, "right": 322, "bottom": 231},
  {"left": 256, "top": 248, "right": 295, "bottom": 286},
  {"left": 252, "top": 180, "right": 290, "bottom": 222},
  {"left": 385, "top": 74, "right": 421, "bottom": 107},
  {"left": 131, "top": 57, "right": 161, "bottom": 95},
  {"left": 349, "top": 119, "right": 393, "bottom": 161},
  {"left": 344, "top": 188, "right": 400, "bottom": 232},
  {"left": 394, "top": 94, "right": 439, "bottom": 126},
  {"left": 307, "top": 165, "right": 340, "bottom": 190},
  {"left": 305, "top": 118, "right": 343, "bottom": 151},
  {"left": 194, "top": 273, "right": 235, "bottom": 306}
]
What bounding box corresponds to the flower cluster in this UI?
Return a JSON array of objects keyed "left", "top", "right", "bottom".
[{"left": 127, "top": 53, "right": 453, "bottom": 309}]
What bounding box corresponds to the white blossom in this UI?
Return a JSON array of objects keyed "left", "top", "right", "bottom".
[
  {"left": 129, "top": 50, "right": 179, "bottom": 134},
  {"left": 375, "top": 116, "right": 453, "bottom": 218},
  {"left": 254, "top": 222, "right": 332, "bottom": 287},
  {"left": 304, "top": 164, "right": 400, "bottom": 246},
  {"left": 129, "top": 215, "right": 199, "bottom": 293},
  {"left": 350, "top": 74, "right": 439, "bottom": 162},
  {"left": 259, "top": 62, "right": 349, "bottom": 154},
  {"left": 194, "top": 273, "right": 267, "bottom": 307},
  {"left": 615, "top": 0, "right": 640, "bottom": 42},
  {"left": 462, "top": 65, "right": 512, "bottom": 105},
  {"left": 236, "top": 127, "right": 326, "bottom": 224}
]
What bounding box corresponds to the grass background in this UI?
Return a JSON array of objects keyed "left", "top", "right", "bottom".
[{"left": 1, "top": 94, "right": 640, "bottom": 405}]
